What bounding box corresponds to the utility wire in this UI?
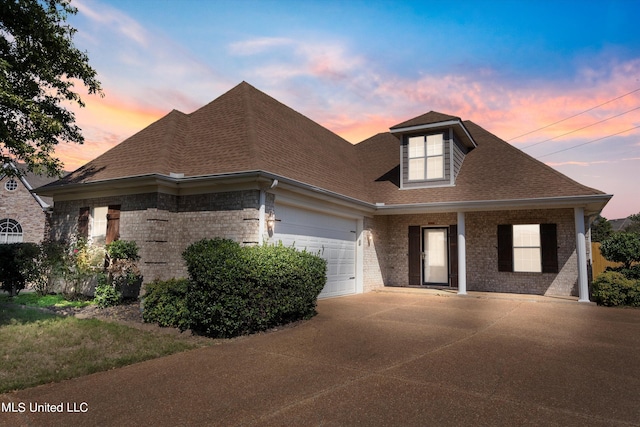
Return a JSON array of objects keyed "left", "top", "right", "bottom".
[
  {"left": 508, "top": 86, "right": 640, "bottom": 141},
  {"left": 522, "top": 105, "right": 640, "bottom": 149},
  {"left": 536, "top": 125, "right": 640, "bottom": 159}
]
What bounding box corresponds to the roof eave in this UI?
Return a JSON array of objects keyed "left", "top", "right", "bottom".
[
  {"left": 390, "top": 119, "right": 477, "bottom": 148},
  {"left": 373, "top": 194, "right": 613, "bottom": 217}
]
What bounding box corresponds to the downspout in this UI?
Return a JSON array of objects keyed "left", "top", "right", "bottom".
[{"left": 258, "top": 189, "right": 266, "bottom": 245}]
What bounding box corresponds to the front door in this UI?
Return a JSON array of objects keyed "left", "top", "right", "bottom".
[{"left": 423, "top": 228, "right": 449, "bottom": 284}]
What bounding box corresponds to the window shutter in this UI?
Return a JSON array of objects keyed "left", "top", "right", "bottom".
[
  {"left": 78, "top": 207, "right": 90, "bottom": 238},
  {"left": 408, "top": 226, "right": 421, "bottom": 285},
  {"left": 540, "top": 223, "right": 558, "bottom": 273},
  {"left": 106, "top": 205, "right": 121, "bottom": 244},
  {"left": 497, "top": 224, "right": 513, "bottom": 272},
  {"left": 449, "top": 225, "right": 458, "bottom": 287}
]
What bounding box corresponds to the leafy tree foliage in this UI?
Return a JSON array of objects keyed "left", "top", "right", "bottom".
[
  {"left": 624, "top": 213, "right": 640, "bottom": 234},
  {"left": 1, "top": 0, "right": 102, "bottom": 177},
  {"left": 600, "top": 232, "right": 640, "bottom": 269},
  {"left": 591, "top": 215, "right": 613, "bottom": 242}
]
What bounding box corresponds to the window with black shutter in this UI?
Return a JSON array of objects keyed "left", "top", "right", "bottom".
[
  {"left": 497, "top": 223, "right": 558, "bottom": 273},
  {"left": 78, "top": 207, "right": 90, "bottom": 238},
  {"left": 408, "top": 226, "right": 421, "bottom": 285}
]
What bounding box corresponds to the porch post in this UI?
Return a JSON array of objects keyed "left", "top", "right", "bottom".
[
  {"left": 457, "top": 211, "right": 467, "bottom": 295},
  {"left": 574, "top": 207, "right": 589, "bottom": 302}
]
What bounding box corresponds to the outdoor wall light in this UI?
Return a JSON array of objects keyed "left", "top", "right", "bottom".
[{"left": 367, "top": 230, "right": 373, "bottom": 246}]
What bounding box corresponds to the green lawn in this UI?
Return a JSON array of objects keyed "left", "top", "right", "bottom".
[{"left": 0, "top": 300, "right": 205, "bottom": 393}]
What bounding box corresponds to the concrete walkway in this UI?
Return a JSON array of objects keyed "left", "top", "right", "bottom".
[{"left": 2, "top": 290, "right": 640, "bottom": 426}]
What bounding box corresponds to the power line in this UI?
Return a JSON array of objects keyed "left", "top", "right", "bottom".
[
  {"left": 509, "top": 86, "right": 640, "bottom": 142},
  {"left": 536, "top": 125, "right": 640, "bottom": 159},
  {"left": 522, "top": 105, "right": 640, "bottom": 149}
]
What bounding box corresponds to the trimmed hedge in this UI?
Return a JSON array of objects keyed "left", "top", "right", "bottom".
[
  {"left": 592, "top": 271, "right": 640, "bottom": 307},
  {"left": 183, "top": 239, "right": 326, "bottom": 338},
  {"left": 142, "top": 278, "right": 190, "bottom": 329}
]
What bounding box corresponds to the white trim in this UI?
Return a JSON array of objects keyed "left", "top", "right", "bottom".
[
  {"left": 457, "top": 212, "right": 467, "bottom": 295},
  {"left": 575, "top": 207, "right": 590, "bottom": 302},
  {"left": 374, "top": 194, "right": 612, "bottom": 216},
  {"left": 390, "top": 119, "right": 477, "bottom": 148}
]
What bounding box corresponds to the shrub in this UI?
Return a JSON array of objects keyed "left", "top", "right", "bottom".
[
  {"left": 106, "top": 240, "right": 140, "bottom": 261},
  {"left": 93, "top": 274, "right": 122, "bottom": 308},
  {"left": 183, "top": 239, "right": 326, "bottom": 338},
  {"left": 142, "top": 279, "right": 190, "bottom": 329},
  {"left": 104, "top": 240, "right": 142, "bottom": 299},
  {"left": 592, "top": 271, "right": 640, "bottom": 307},
  {"left": 0, "top": 243, "right": 40, "bottom": 296},
  {"left": 599, "top": 232, "right": 640, "bottom": 269}
]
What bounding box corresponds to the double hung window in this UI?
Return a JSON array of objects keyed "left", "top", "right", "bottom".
[{"left": 408, "top": 133, "right": 444, "bottom": 180}]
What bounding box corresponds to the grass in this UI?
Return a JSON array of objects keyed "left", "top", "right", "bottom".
[
  {"left": 0, "top": 298, "right": 206, "bottom": 393},
  {"left": 0, "top": 291, "right": 93, "bottom": 308}
]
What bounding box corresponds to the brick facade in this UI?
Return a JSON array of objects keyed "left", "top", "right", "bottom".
[
  {"left": 49, "top": 190, "right": 266, "bottom": 282},
  {"left": 0, "top": 176, "right": 48, "bottom": 243},
  {"left": 364, "top": 208, "right": 585, "bottom": 296}
]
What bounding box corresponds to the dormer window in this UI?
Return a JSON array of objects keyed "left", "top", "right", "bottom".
[{"left": 408, "top": 134, "right": 444, "bottom": 180}]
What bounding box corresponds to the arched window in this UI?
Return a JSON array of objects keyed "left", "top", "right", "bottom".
[{"left": 0, "top": 218, "right": 23, "bottom": 243}]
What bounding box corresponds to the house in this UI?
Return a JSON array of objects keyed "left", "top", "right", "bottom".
[
  {"left": 37, "top": 82, "right": 612, "bottom": 301},
  {"left": 0, "top": 163, "right": 57, "bottom": 244}
]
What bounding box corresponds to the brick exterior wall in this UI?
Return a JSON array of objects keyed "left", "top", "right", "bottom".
[
  {"left": 365, "top": 208, "right": 585, "bottom": 296},
  {"left": 49, "top": 190, "right": 264, "bottom": 283},
  {"left": 0, "top": 176, "right": 47, "bottom": 243}
]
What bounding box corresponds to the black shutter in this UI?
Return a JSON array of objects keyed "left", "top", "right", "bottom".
[
  {"left": 78, "top": 207, "right": 90, "bottom": 238},
  {"left": 449, "top": 225, "right": 458, "bottom": 287},
  {"left": 540, "top": 223, "right": 558, "bottom": 273},
  {"left": 408, "top": 226, "right": 421, "bottom": 285},
  {"left": 106, "top": 205, "right": 121, "bottom": 244},
  {"left": 497, "top": 224, "right": 513, "bottom": 272}
]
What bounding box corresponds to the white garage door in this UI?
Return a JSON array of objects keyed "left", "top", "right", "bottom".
[{"left": 272, "top": 204, "right": 357, "bottom": 298}]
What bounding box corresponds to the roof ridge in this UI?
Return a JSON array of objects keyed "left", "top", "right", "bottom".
[{"left": 241, "top": 82, "right": 261, "bottom": 170}]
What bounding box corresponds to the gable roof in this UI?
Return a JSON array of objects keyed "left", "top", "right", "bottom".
[
  {"left": 1, "top": 162, "right": 60, "bottom": 208},
  {"left": 44, "top": 82, "right": 368, "bottom": 202},
  {"left": 390, "top": 111, "right": 461, "bottom": 129}
]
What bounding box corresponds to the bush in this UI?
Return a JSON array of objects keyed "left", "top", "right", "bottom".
[
  {"left": 106, "top": 240, "right": 140, "bottom": 261},
  {"left": 600, "top": 232, "right": 640, "bottom": 269},
  {"left": 183, "top": 239, "right": 326, "bottom": 338},
  {"left": 0, "top": 243, "right": 40, "bottom": 296},
  {"left": 142, "top": 279, "right": 190, "bottom": 329},
  {"left": 104, "top": 240, "right": 142, "bottom": 299},
  {"left": 93, "top": 274, "right": 122, "bottom": 308},
  {"left": 592, "top": 271, "right": 640, "bottom": 307}
]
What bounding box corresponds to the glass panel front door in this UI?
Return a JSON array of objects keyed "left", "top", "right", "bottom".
[{"left": 423, "top": 228, "right": 449, "bottom": 284}]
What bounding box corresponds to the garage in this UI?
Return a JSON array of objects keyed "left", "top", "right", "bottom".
[{"left": 272, "top": 204, "right": 357, "bottom": 298}]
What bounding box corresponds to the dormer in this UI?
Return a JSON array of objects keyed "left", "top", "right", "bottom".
[{"left": 390, "top": 111, "right": 477, "bottom": 189}]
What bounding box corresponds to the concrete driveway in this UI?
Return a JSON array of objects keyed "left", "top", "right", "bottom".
[{"left": 2, "top": 289, "right": 640, "bottom": 426}]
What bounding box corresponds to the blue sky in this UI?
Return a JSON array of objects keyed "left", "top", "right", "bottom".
[{"left": 60, "top": 0, "right": 640, "bottom": 218}]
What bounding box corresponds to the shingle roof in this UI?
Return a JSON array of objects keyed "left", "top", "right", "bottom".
[
  {"left": 48, "top": 82, "right": 368, "bottom": 201},
  {"left": 390, "top": 111, "right": 461, "bottom": 130},
  {"left": 42, "top": 82, "right": 607, "bottom": 208},
  {"left": 356, "top": 120, "right": 605, "bottom": 205}
]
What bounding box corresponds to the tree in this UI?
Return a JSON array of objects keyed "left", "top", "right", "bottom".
[
  {"left": 0, "top": 0, "right": 102, "bottom": 177},
  {"left": 591, "top": 215, "right": 613, "bottom": 242},
  {"left": 599, "top": 232, "right": 640, "bottom": 269},
  {"left": 624, "top": 213, "right": 640, "bottom": 234}
]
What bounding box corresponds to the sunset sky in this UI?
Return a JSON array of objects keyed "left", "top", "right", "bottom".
[{"left": 59, "top": 0, "right": 640, "bottom": 219}]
